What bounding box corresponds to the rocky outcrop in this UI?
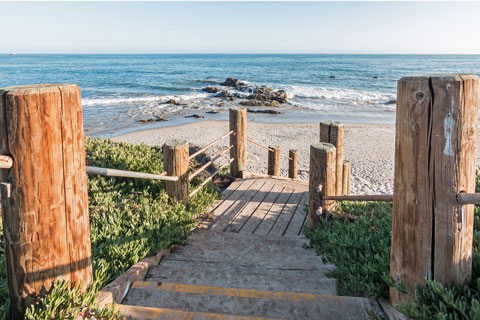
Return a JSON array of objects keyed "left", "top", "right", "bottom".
[
  {"left": 164, "top": 99, "right": 185, "bottom": 106},
  {"left": 202, "top": 86, "right": 219, "bottom": 93},
  {"left": 138, "top": 116, "right": 167, "bottom": 123},
  {"left": 221, "top": 77, "right": 246, "bottom": 88},
  {"left": 240, "top": 100, "right": 280, "bottom": 107},
  {"left": 247, "top": 109, "right": 282, "bottom": 114},
  {"left": 246, "top": 86, "right": 287, "bottom": 104}
]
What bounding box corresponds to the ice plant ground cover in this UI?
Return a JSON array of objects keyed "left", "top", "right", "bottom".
[
  {"left": 305, "top": 174, "right": 480, "bottom": 319},
  {"left": 0, "top": 137, "right": 221, "bottom": 319}
]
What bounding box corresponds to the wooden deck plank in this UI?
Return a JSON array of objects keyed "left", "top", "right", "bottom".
[
  {"left": 269, "top": 190, "right": 305, "bottom": 236},
  {"left": 210, "top": 179, "right": 266, "bottom": 231},
  {"left": 284, "top": 191, "right": 309, "bottom": 236},
  {"left": 254, "top": 188, "right": 294, "bottom": 236},
  {"left": 226, "top": 180, "right": 276, "bottom": 232},
  {"left": 207, "top": 178, "right": 257, "bottom": 226},
  {"left": 239, "top": 184, "right": 284, "bottom": 234}
]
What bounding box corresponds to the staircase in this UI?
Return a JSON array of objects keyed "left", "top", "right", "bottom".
[
  {"left": 112, "top": 177, "right": 385, "bottom": 319},
  {"left": 115, "top": 229, "right": 384, "bottom": 319}
]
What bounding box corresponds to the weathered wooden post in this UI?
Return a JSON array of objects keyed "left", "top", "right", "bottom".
[
  {"left": 319, "top": 121, "right": 344, "bottom": 196},
  {"left": 288, "top": 149, "right": 298, "bottom": 179},
  {"left": 342, "top": 160, "right": 351, "bottom": 196},
  {"left": 267, "top": 146, "right": 280, "bottom": 176},
  {"left": 229, "top": 108, "right": 247, "bottom": 178},
  {"left": 390, "top": 75, "right": 479, "bottom": 305},
  {"left": 163, "top": 140, "right": 189, "bottom": 204},
  {"left": 308, "top": 143, "right": 336, "bottom": 228},
  {"left": 0, "top": 84, "right": 93, "bottom": 318}
]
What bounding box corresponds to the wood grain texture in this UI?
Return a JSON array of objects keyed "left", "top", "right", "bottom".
[
  {"left": 163, "top": 140, "right": 189, "bottom": 204},
  {"left": 342, "top": 161, "right": 351, "bottom": 196},
  {"left": 229, "top": 108, "right": 247, "bottom": 178},
  {"left": 390, "top": 75, "right": 479, "bottom": 305},
  {"left": 319, "top": 121, "right": 343, "bottom": 195},
  {"left": 288, "top": 150, "right": 298, "bottom": 179},
  {"left": 0, "top": 84, "right": 92, "bottom": 318},
  {"left": 308, "top": 143, "right": 336, "bottom": 229},
  {"left": 267, "top": 146, "right": 280, "bottom": 176}
]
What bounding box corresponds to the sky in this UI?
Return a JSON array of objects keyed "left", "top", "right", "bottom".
[{"left": 0, "top": 1, "right": 479, "bottom": 54}]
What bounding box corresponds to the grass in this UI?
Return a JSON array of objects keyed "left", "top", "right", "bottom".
[
  {"left": 305, "top": 174, "right": 480, "bottom": 320},
  {"left": 0, "top": 137, "right": 222, "bottom": 319}
]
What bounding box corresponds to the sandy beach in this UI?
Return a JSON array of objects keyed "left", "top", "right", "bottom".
[{"left": 112, "top": 121, "right": 398, "bottom": 194}]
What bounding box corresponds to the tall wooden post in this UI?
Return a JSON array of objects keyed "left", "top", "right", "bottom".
[
  {"left": 308, "top": 143, "right": 336, "bottom": 229},
  {"left": 0, "top": 84, "right": 92, "bottom": 318},
  {"left": 163, "top": 140, "right": 189, "bottom": 205},
  {"left": 229, "top": 108, "right": 247, "bottom": 178},
  {"left": 390, "top": 75, "right": 479, "bottom": 305},
  {"left": 288, "top": 149, "right": 298, "bottom": 179},
  {"left": 342, "top": 160, "right": 351, "bottom": 196},
  {"left": 319, "top": 121, "right": 344, "bottom": 196},
  {"left": 267, "top": 146, "right": 280, "bottom": 176}
]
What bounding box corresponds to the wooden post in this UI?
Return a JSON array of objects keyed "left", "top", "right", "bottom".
[
  {"left": 390, "top": 75, "right": 479, "bottom": 305},
  {"left": 342, "top": 160, "right": 351, "bottom": 196},
  {"left": 229, "top": 108, "right": 247, "bottom": 178},
  {"left": 163, "top": 140, "right": 189, "bottom": 205},
  {"left": 319, "top": 121, "right": 344, "bottom": 196},
  {"left": 288, "top": 149, "right": 298, "bottom": 179},
  {"left": 308, "top": 142, "right": 336, "bottom": 229},
  {"left": 267, "top": 146, "right": 280, "bottom": 176},
  {"left": 0, "top": 84, "right": 92, "bottom": 318}
]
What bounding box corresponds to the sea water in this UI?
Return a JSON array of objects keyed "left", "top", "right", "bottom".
[{"left": 1, "top": 54, "right": 479, "bottom": 137}]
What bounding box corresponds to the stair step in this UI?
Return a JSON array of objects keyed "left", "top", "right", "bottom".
[
  {"left": 162, "top": 249, "right": 329, "bottom": 270},
  {"left": 116, "top": 304, "right": 281, "bottom": 320},
  {"left": 190, "top": 229, "right": 307, "bottom": 245},
  {"left": 123, "top": 281, "right": 382, "bottom": 320},
  {"left": 176, "top": 240, "right": 317, "bottom": 258},
  {"left": 145, "top": 264, "right": 336, "bottom": 294},
  {"left": 153, "top": 259, "right": 334, "bottom": 279}
]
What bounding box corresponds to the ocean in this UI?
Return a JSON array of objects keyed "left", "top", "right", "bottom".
[{"left": 1, "top": 54, "right": 479, "bottom": 137}]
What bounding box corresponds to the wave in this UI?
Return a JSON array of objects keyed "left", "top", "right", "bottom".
[
  {"left": 281, "top": 85, "right": 395, "bottom": 105},
  {"left": 181, "top": 79, "right": 221, "bottom": 85},
  {"left": 82, "top": 92, "right": 210, "bottom": 107}
]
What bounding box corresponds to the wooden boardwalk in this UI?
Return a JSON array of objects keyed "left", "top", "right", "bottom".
[
  {"left": 115, "top": 176, "right": 385, "bottom": 319},
  {"left": 200, "top": 176, "right": 309, "bottom": 236}
]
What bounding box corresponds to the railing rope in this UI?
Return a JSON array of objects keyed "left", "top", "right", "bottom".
[
  {"left": 86, "top": 166, "right": 177, "bottom": 181},
  {"left": 189, "top": 145, "right": 233, "bottom": 181},
  {"left": 189, "top": 158, "right": 234, "bottom": 198},
  {"left": 189, "top": 130, "right": 234, "bottom": 161}
]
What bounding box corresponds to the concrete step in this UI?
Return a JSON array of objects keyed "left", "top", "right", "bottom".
[
  {"left": 153, "top": 259, "right": 334, "bottom": 279},
  {"left": 116, "top": 304, "right": 282, "bottom": 320},
  {"left": 123, "top": 281, "right": 383, "bottom": 320},
  {"left": 145, "top": 264, "right": 336, "bottom": 294}
]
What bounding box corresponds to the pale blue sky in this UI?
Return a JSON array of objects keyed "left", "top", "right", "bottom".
[{"left": 1, "top": 1, "right": 479, "bottom": 54}]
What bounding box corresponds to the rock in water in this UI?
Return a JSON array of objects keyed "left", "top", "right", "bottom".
[
  {"left": 247, "top": 109, "right": 282, "bottom": 114},
  {"left": 164, "top": 99, "right": 185, "bottom": 106},
  {"left": 240, "top": 100, "right": 280, "bottom": 107},
  {"left": 202, "top": 86, "right": 219, "bottom": 93},
  {"left": 185, "top": 114, "right": 205, "bottom": 119},
  {"left": 221, "top": 77, "right": 246, "bottom": 88}
]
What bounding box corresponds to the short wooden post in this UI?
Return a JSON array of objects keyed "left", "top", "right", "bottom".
[
  {"left": 308, "top": 143, "right": 336, "bottom": 229},
  {"left": 342, "top": 160, "right": 351, "bottom": 196},
  {"left": 267, "top": 146, "right": 280, "bottom": 176},
  {"left": 163, "top": 140, "right": 189, "bottom": 204},
  {"left": 288, "top": 149, "right": 298, "bottom": 179},
  {"left": 390, "top": 75, "right": 479, "bottom": 305},
  {"left": 0, "top": 84, "right": 92, "bottom": 318},
  {"left": 229, "top": 108, "right": 247, "bottom": 178},
  {"left": 319, "top": 121, "right": 344, "bottom": 196}
]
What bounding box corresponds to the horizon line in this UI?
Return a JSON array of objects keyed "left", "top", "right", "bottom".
[{"left": 2, "top": 52, "right": 480, "bottom": 55}]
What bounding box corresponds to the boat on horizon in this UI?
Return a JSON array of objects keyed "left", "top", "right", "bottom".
[{"left": 10, "top": 53, "right": 16, "bottom": 56}]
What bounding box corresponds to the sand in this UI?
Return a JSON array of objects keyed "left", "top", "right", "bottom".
[{"left": 112, "top": 120, "right": 480, "bottom": 195}]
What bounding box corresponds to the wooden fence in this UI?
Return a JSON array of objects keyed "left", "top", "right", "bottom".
[{"left": 307, "top": 74, "right": 480, "bottom": 306}]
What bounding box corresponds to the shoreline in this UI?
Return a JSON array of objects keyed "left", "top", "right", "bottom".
[{"left": 112, "top": 120, "right": 397, "bottom": 194}]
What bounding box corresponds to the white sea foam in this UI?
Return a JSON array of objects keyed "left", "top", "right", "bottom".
[
  {"left": 82, "top": 92, "right": 210, "bottom": 107},
  {"left": 281, "top": 85, "right": 395, "bottom": 105}
]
